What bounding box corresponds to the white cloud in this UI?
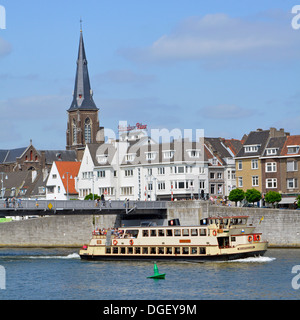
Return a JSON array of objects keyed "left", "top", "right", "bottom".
[{"left": 120, "top": 12, "right": 299, "bottom": 64}]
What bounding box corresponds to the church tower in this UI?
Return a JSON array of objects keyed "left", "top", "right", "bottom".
[{"left": 66, "top": 28, "right": 103, "bottom": 156}]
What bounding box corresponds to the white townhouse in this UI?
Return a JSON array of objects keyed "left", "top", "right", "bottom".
[
  {"left": 76, "top": 131, "right": 210, "bottom": 201},
  {"left": 46, "top": 161, "right": 80, "bottom": 200}
]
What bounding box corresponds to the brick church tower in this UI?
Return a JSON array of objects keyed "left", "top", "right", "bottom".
[{"left": 66, "top": 28, "right": 104, "bottom": 158}]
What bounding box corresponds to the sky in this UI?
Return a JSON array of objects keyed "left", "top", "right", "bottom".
[{"left": 1, "top": 0, "right": 300, "bottom": 150}]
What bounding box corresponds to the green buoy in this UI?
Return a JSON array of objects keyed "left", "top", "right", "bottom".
[{"left": 147, "top": 262, "right": 166, "bottom": 279}]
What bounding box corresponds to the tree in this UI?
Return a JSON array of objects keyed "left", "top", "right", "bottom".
[
  {"left": 245, "top": 188, "right": 262, "bottom": 206},
  {"left": 84, "top": 193, "right": 100, "bottom": 201},
  {"left": 265, "top": 191, "right": 282, "bottom": 208},
  {"left": 228, "top": 188, "right": 245, "bottom": 206},
  {"left": 297, "top": 195, "right": 300, "bottom": 208}
]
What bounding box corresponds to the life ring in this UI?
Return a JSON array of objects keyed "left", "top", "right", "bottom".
[
  {"left": 212, "top": 230, "right": 217, "bottom": 236},
  {"left": 129, "top": 239, "right": 134, "bottom": 246},
  {"left": 254, "top": 234, "right": 260, "bottom": 241},
  {"left": 113, "top": 240, "right": 118, "bottom": 246},
  {"left": 248, "top": 235, "right": 253, "bottom": 242}
]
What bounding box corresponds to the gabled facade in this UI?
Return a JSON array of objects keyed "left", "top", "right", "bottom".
[
  {"left": 235, "top": 128, "right": 289, "bottom": 193},
  {"left": 279, "top": 135, "right": 300, "bottom": 203},
  {"left": 46, "top": 161, "right": 80, "bottom": 200}
]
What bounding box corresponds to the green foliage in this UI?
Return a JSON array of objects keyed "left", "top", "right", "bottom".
[
  {"left": 84, "top": 193, "right": 100, "bottom": 200},
  {"left": 228, "top": 188, "right": 245, "bottom": 206},
  {"left": 245, "top": 188, "right": 262, "bottom": 205},
  {"left": 265, "top": 191, "right": 282, "bottom": 207},
  {"left": 297, "top": 195, "right": 300, "bottom": 208}
]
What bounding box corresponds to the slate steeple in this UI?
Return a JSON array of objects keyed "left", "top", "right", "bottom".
[
  {"left": 66, "top": 27, "right": 103, "bottom": 155},
  {"left": 68, "top": 29, "right": 98, "bottom": 111}
]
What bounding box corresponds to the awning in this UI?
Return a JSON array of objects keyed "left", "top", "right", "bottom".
[{"left": 279, "top": 198, "right": 297, "bottom": 204}]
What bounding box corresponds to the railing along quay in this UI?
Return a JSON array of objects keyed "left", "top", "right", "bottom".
[{"left": 0, "top": 199, "right": 168, "bottom": 216}]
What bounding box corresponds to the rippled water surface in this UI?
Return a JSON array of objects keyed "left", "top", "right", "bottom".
[{"left": 0, "top": 248, "right": 299, "bottom": 300}]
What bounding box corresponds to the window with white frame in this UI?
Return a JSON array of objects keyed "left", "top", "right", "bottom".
[
  {"left": 238, "top": 177, "right": 243, "bottom": 187},
  {"left": 124, "top": 169, "right": 134, "bottom": 177},
  {"left": 217, "top": 172, "right": 222, "bottom": 179},
  {"left": 238, "top": 160, "right": 242, "bottom": 170},
  {"left": 125, "top": 154, "right": 135, "bottom": 162},
  {"left": 120, "top": 186, "right": 133, "bottom": 195},
  {"left": 251, "top": 159, "right": 258, "bottom": 169},
  {"left": 287, "top": 161, "right": 298, "bottom": 172},
  {"left": 266, "top": 162, "right": 276, "bottom": 172},
  {"left": 97, "top": 170, "right": 106, "bottom": 178},
  {"left": 158, "top": 167, "right": 165, "bottom": 175},
  {"left": 199, "top": 180, "right": 205, "bottom": 189},
  {"left": 266, "top": 178, "right": 277, "bottom": 188},
  {"left": 99, "top": 187, "right": 114, "bottom": 196},
  {"left": 199, "top": 167, "right": 205, "bottom": 174},
  {"left": 287, "top": 178, "right": 298, "bottom": 189},
  {"left": 287, "top": 146, "right": 299, "bottom": 154},
  {"left": 187, "top": 150, "right": 201, "bottom": 158},
  {"left": 146, "top": 152, "right": 157, "bottom": 160},
  {"left": 244, "top": 145, "right": 260, "bottom": 153},
  {"left": 266, "top": 148, "right": 278, "bottom": 155},
  {"left": 252, "top": 176, "right": 259, "bottom": 187},
  {"left": 163, "top": 151, "right": 174, "bottom": 159},
  {"left": 157, "top": 181, "right": 166, "bottom": 190}
]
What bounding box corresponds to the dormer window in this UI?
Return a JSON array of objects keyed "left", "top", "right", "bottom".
[
  {"left": 266, "top": 148, "right": 278, "bottom": 155},
  {"left": 146, "top": 152, "right": 157, "bottom": 161},
  {"left": 287, "top": 146, "right": 300, "bottom": 154},
  {"left": 187, "top": 149, "right": 201, "bottom": 158},
  {"left": 163, "top": 151, "right": 174, "bottom": 159},
  {"left": 125, "top": 154, "right": 135, "bottom": 162},
  {"left": 97, "top": 155, "right": 108, "bottom": 165},
  {"left": 244, "top": 145, "right": 260, "bottom": 153}
]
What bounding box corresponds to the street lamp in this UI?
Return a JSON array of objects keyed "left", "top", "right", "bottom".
[
  {"left": 0, "top": 172, "right": 8, "bottom": 199},
  {"left": 62, "top": 172, "right": 72, "bottom": 200}
]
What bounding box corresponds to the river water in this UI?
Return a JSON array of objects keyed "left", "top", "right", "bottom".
[{"left": 0, "top": 248, "right": 299, "bottom": 300}]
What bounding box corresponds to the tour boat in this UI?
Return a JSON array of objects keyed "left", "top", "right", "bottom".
[{"left": 79, "top": 216, "right": 268, "bottom": 262}]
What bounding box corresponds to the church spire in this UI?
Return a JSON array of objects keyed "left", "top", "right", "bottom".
[{"left": 68, "top": 28, "right": 98, "bottom": 111}]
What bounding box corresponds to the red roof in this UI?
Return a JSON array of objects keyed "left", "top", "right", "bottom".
[
  {"left": 281, "top": 135, "right": 300, "bottom": 156},
  {"left": 55, "top": 161, "right": 80, "bottom": 195}
]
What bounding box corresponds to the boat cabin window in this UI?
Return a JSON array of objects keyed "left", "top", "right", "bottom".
[
  {"left": 182, "top": 229, "right": 189, "bottom": 236},
  {"left": 166, "top": 247, "right": 172, "bottom": 254},
  {"left": 166, "top": 229, "right": 173, "bottom": 236},
  {"left": 200, "top": 228, "right": 206, "bottom": 236},
  {"left": 191, "top": 247, "right": 197, "bottom": 254},
  {"left": 135, "top": 247, "right": 141, "bottom": 254},
  {"left": 150, "top": 247, "right": 156, "bottom": 254},
  {"left": 174, "top": 229, "right": 181, "bottom": 236},
  {"left": 124, "top": 229, "right": 139, "bottom": 238},
  {"left": 158, "top": 229, "right": 165, "bottom": 237},
  {"left": 182, "top": 247, "right": 189, "bottom": 254},
  {"left": 143, "top": 247, "right": 148, "bottom": 254},
  {"left": 230, "top": 218, "right": 247, "bottom": 225},
  {"left": 174, "top": 247, "right": 180, "bottom": 254},
  {"left": 150, "top": 230, "right": 157, "bottom": 237},
  {"left": 142, "top": 230, "right": 149, "bottom": 237},
  {"left": 191, "top": 229, "right": 198, "bottom": 236}
]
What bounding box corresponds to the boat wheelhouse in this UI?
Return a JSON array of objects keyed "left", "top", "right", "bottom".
[{"left": 79, "top": 216, "right": 268, "bottom": 262}]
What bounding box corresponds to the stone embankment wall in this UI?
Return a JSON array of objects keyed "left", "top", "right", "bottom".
[{"left": 0, "top": 202, "right": 299, "bottom": 247}]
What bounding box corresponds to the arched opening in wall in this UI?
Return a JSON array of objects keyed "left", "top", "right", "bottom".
[
  {"left": 72, "top": 118, "right": 77, "bottom": 145},
  {"left": 30, "top": 150, "right": 33, "bottom": 161},
  {"left": 84, "top": 117, "right": 92, "bottom": 143}
]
